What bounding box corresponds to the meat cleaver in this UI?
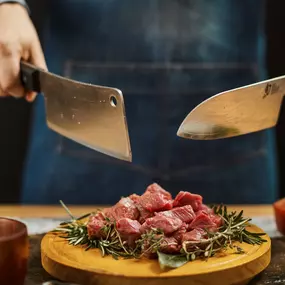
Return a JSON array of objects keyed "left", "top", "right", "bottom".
[
  {"left": 20, "top": 61, "right": 132, "bottom": 161},
  {"left": 177, "top": 75, "right": 285, "bottom": 140}
]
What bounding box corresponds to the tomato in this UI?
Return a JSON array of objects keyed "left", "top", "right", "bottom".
[{"left": 273, "top": 198, "right": 285, "bottom": 235}]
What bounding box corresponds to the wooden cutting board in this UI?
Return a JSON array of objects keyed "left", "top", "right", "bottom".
[{"left": 41, "top": 224, "right": 271, "bottom": 285}]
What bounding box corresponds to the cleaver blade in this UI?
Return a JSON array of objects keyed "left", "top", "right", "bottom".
[{"left": 20, "top": 61, "right": 132, "bottom": 162}]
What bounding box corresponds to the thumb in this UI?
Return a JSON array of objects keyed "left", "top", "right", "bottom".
[{"left": 25, "top": 38, "right": 47, "bottom": 102}]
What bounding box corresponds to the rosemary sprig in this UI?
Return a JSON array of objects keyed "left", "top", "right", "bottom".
[
  {"left": 179, "top": 204, "right": 267, "bottom": 260},
  {"left": 53, "top": 201, "right": 144, "bottom": 259},
  {"left": 53, "top": 201, "right": 267, "bottom": 269}
]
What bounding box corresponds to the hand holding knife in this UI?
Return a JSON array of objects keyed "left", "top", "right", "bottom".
[{"left": 19, "top": 61, "right": 132, "bottom": 162}]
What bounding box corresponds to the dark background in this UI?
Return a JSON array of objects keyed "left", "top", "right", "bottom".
[{"left": 1, "top": 0, "right": 285, "bottom": 203}]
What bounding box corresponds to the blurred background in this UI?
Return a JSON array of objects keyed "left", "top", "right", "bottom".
[{"left": 1, "top": 0, "right": 285, "bottom": 205}]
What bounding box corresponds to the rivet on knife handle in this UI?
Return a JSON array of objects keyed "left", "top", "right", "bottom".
[{"left": 20, "top": 61, "right": 42, "bottom": 93}]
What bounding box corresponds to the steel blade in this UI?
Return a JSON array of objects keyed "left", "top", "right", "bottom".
[
  {"left": 39, "top": 71, "right": 132, "bottom": 161},
  {"left": 177, "top": 75, "right": 285, "bottom": 140}
]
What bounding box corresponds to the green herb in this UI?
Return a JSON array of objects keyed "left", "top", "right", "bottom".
[
  {"left": 157, "top": 252, "right": 188, "bottom": 270},
  {"left": 54, "top": 216, "right": 136, "bottom": 259},
  {"left": 54, "top": 201, "right": 267, "bottom": 270},
  {"left": 180, "top": 204, "right": 266, "bottom": 258}
]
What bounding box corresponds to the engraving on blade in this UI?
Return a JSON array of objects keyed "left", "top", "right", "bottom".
[
  {"left": 177, "top": 78, "right": 285, "bottom": 140},
  {"left": 40, "top": 72, "right": 132, "bottom": 161},
  {"left": 263, "top": 82, "right": 280, "bottom": 99}
]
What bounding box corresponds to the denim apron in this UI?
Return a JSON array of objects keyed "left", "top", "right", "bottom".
[{"left": 21, "top": 0, "right": 278, "bottom": 205}]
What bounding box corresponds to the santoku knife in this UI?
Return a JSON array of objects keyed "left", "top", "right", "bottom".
[
  {"left": 177, "top": 75, "right": 285, "bottom": 140},
  {"left": 20, "top": 61, "right": 132, "bottom": 161}
]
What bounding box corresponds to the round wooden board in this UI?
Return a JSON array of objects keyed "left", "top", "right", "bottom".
[{"left": 41, "top": 224, "right": 271, "bottom": 285}]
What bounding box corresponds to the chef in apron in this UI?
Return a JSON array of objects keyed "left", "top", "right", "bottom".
[{"left": 0, "top": 0, "right": 278, "bottom": 205}]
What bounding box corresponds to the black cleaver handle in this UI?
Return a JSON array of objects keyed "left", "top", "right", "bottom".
[{"left": 20, "top": 61, "right": 42, "bottom": 93}]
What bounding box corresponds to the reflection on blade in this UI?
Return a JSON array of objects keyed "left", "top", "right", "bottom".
[
  {"left": 177, "top": 75, "right": 285, "bottom": 140},
  {"left": 40, "top": 71, "right": 132, "bottom": 161},
  {"left": 177, "top": 122, "right": 240, "bottom": 140},
  {"left": 47, "top": 122, "right": 132, "bottom": 161}
]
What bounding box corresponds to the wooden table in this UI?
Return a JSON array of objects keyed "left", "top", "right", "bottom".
[{"left": 0, "top": 204, "right": 274, "bottom": 218}]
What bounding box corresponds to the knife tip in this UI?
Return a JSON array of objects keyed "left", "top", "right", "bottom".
[
  {"left": 176, "top": 125, "right": 187, "bottom": 138},
  {"left": 176, "top": 130, "right": 183, "bottom": 138}
]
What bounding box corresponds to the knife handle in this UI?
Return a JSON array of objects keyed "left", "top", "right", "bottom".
[{"left": 20, "top": 61, "right": 42, "bottom": 93}]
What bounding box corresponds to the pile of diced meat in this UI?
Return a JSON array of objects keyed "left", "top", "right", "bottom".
[{"left": 87, "top": 183, "right": 223, "bottom": 254}]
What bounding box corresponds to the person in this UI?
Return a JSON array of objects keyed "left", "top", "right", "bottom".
[
  {"left": 0, "top": 0, "right": 278, "bottom": 205},
  {"left": 0, "top": 1, "right": 46, "bottom": 101}
]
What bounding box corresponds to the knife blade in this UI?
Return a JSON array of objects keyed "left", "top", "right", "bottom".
[
  {"left": 177, "top": 75, "right": 285, "bottom": 140},
  {"left": 20, "top": 62, "right": 132, "bottom": 161}
]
